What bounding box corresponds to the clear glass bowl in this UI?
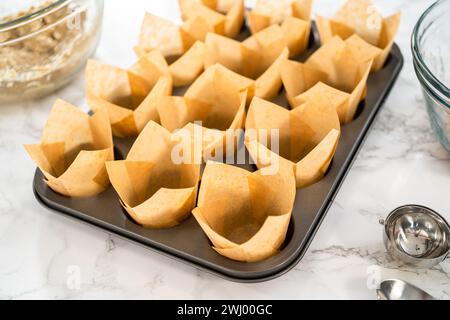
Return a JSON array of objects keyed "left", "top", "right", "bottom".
[
  {"left": 0, "top": 0, "right": 104, "bottom": 104},
  {"left": 412, "top": 0, "right": 450, "bottom": 153}
]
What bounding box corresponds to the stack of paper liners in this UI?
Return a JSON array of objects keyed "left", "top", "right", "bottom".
[
  {"left": 24, "top": 100, "right": 114, "bottom": 197},
  {"left": 158, "top": 64, "right": 250, "bottom": 157},
  {"left": 193, "top": 161, "right": 296, "bottom": 262},
  {"left": 246, "top": 0, "right": 312, "bottom": 41},
  {"left": 135, "top": 13, "right": 207, "bottom": 87},
  {"left": 245, "top": 97, "right": 340, "bottom": 189},
  {"left": 106, "top": 121, "right": 200, "bottom": 229},
  {"left": 204, "top": 25, "right": 294, "bottom": 101},
  {"left": 178, "top": 0, "right": 245, "bottom": 39},
  {"left": 316, "top": 0, "right": 401, "bottom": 72},
  {"left": 280, "top": 36, "right": 373, "bottom": 124},
  {"left": 85, "top": 50, "right": 172, "bottom": 138}
]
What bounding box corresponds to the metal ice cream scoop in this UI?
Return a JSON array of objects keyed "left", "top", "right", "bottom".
[
  {"left": 377, "top": 279, "right": 436, "bottom": 300},
  {"left": 383, "top": 205, "right": 450, "bottom": 268}
]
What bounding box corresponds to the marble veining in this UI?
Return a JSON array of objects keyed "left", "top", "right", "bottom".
[{"left": 0, "top": 0, "right": 449, "bottom": 300}]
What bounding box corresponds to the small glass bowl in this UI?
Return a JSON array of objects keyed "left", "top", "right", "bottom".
[
  {"left": 412, "top": 0, "right": 450, "bottom": 153},
  {"left": 0, "top": 0, "right": 104, "bottom": 104}
]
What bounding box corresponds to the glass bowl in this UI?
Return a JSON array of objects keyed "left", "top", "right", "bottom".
[
  {"left": 412, "top": 0, "right": 450, "bottom": 153},
  {"left": 0, "top": 0, "right": 104, "bottom": 104}
]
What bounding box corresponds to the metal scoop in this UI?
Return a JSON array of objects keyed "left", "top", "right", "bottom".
[
  {"left": 383, "top": 205, "right": 450, "bottom": 268},
  {"left": 377, "top": 279, "right": 436, "bottom": 300}
]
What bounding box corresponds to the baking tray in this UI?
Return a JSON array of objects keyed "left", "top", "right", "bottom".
[{"left": 32, "top": 23, "right": 404, "bottom": 283}]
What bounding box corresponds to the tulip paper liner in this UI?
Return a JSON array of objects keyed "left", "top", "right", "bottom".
[
  {"left": 316, "top": 0, "right": 400, "bottom": 72},
  {"left": 136, "top": 12, "right": 208, "bottom": 58},
  {"left": 25, "top": 100, "right": 114, "bottom": 198},
  {"left": 168, "top": 41, "right": 206, "bottom": 87},
  {"left": 245, "top": 97, "right": 341, "bottom": 188},
  {"left": 136, "top": 13, "right": 209, "bottom": 88},
  {"left": 280, "top": 36, "right": 373, "bottom": 124},
  {"left": 192, "top": 161, "right": 296, "bottom": 262},
  {"left": 158, "top": 64, "right": 248, "bottom": 156},
  {"left": 106, "top": 121, "right": 200, "bottom": 229},
  {"left": 246, "top": 0, "right": 311, "bottom": 57},
  {"left": 178, "top": 0, "right": 245, "bottom": 38},
  {"left": 204, "top": 25, "right": 290, "bottom": 101},
  {"left": 85, "top": 54, "right": 172, "bottom": 138}
]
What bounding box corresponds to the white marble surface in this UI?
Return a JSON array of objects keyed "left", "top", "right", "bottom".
[{"left": 1, "top": 0, "right": 449, "bottom": 300}]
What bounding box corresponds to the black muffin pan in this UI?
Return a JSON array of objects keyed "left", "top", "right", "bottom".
[{"left": 33, "top": 23, "right": 404, "bottom": 282}]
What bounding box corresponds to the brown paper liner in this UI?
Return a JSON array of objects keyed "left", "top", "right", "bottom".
[
  {"left": 179, "top": 0, "right": 245, "bottom": 38},
  {"left": 86, "top": 56, "right": 172, "bottom": 137},
  {"left": 247, "top": 0, "right": 312, "bottom": 31},
  {"left": 137, "top": 13, "right": 192, "bottom": 58},
  {"left": 281, "top": 16, "right": 310, "bottom": 57},
  {"left": 316, "top": 0, "right": 400, "bottom": 72},
  {"left": 129, "top": 50, "right": 172, "bottom": 88},
  {"left": 158, "top": 64, "right": 248, "bottom": 157},
  {"left": 24, "top": 99, "right": 114, "bottom": 197},
  {"left": 245, "top": 97, "right": 340, "bottom": 188},
  {"left": 255, "top": 48, "right": 289, "bottom": 100},
  {"left": 136, "top": 10, "right": 226, "bottom": 60},
  {"left": 106, "top": 121, "right": 200, "bottom": 229},
  {"left": 192, "top": 161, "right": 296, "bottom": 262},
  {"left": 179, "top": 0, "right": 226, "bottom": 34},
  {"left": 280, "top": 36, "right": 373, "bottom": 124},
  {"left": 204, "top": 26, "right": 289, "bottom": 100}
]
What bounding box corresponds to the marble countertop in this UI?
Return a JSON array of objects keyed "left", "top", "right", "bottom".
[{"left": 1, "top": 0, "right": 449, "bottom": 300}]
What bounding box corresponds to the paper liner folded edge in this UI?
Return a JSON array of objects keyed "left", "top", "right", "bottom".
[
  {"left": 202, "top": 90, "right": 247, "bottom": 156},
  {"left": 138, "top": 12, "right": 189, "bottom": 57},
  {"left": 192, "top": 159, "right": 295, "bottom": 262},
  {"left": 105, "top": 120, "right": 201, "bottom": 229},
  {"left": 193, "top": 207, "right": 292, "bottom": 262},
  {"left": 87, "top": 72, "right": 172, "bottom": 138},
  {"left": 25, "top": 101, "right": 114, "bottom": 198},
  {"left": 122, "top": 186, "right": 198, "bottom": 229},
  {"left": 25, "top": 146, "right": 113, "bottom": 197},
  {"left": 281, "top": 16, "right": 310, "bottom": 58},
  {"left": 316, "top": 12, "right": 401, "bottom": 72},
  {"left": 224, "top": 0, "right": 245, "bottom": 38},
  {"left": 246, "top": 0, "right": 313, "bottom": 35},
  {"left": 284, "top": 57, "right": 373, "bottom": 124},
  {"left": 295, "top": 128, "right": 340, "bottom": 188},
  {"left": 207, "top": 64, "right": 255, "bottom": 104},
  {"left": 105, "top": 159, "right": 200, "bottom": 229},
  {"left": 169, "top": 41, "right": 206, "bottom": 87},
  {"left": 245, "top": 126, "right": 340, "bottom": 189}
]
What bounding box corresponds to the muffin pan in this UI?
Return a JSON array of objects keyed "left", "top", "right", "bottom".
[{"left": 33, "top": 23, "right": 404, "bottom": 282}]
